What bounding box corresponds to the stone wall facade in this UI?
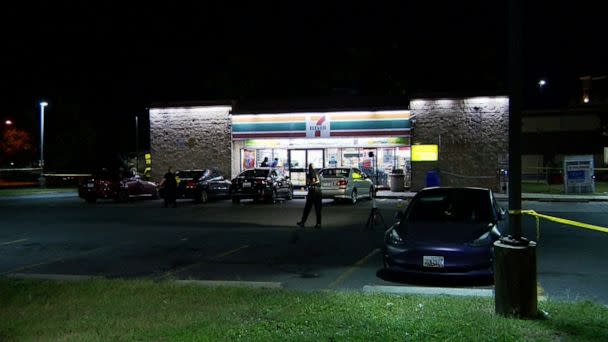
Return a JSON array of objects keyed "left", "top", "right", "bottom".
[
  {"left": 149, "top": 106, "right": 232, "bottom": 181},
  {"left": 409, "top": 97, "right": 509, "bottom": 191}
]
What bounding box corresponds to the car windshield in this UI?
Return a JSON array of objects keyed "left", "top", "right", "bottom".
[
  {"left": 240, "top": 169, "right": 269, "bottom": 178},
  {"left": 405, "top": 190, "right": 494, "bottom": 223},
  {"left": 176, "top": 171, "right": 205, "bottom": 179},
  {"left": 319, "top": 168, "right": 350, "bottom": 178}
]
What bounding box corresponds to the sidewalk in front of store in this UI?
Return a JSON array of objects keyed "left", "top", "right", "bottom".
[{"left": 294, "top": 189, "right": 608, "bottom": 202}]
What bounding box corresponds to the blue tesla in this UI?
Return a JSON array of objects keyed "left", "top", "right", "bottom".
[{"left": 383, "top": 187, "right": 506, "bottom": 280}]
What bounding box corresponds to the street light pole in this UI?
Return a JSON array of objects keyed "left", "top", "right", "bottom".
[
  {"left": 39, "top": 101, "right": 48, "bottom": 187},
  {"left": 135, "top": 115, "right": 139, "bottom": 173}
]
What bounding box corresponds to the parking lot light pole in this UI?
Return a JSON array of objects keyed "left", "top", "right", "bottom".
[
  {"left": 39, "top": 101, "right": 48, "bottom": 187},
  {"left": 493, "top": 0, "right": 538, "bottom": 319}
]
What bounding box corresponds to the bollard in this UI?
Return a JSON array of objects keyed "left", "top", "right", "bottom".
[{"left": 493, "top": 237, "right": 538, "bottom": 318}]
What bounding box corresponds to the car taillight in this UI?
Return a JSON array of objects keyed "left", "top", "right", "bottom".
[
  {"left": 338, "top": 179, "right": 348, "bottom": 188},
  {"left": 186, "top": 180, "right": 196, "bottom": 189}
]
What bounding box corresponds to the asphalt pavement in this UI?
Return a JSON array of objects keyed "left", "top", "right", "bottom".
[{"left": 1, "top": 195, "right": 607, "bottom": 304}]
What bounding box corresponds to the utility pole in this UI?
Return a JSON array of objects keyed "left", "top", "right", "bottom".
[{"left": 493, "top": 0, "right": 538, "bottom": 318}]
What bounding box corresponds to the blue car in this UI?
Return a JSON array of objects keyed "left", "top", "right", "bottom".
[{"left": 383, "top": 187, "right": 506, "bottom": 280}]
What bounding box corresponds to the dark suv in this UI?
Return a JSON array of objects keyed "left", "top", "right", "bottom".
[{"left": 230, "top": 168, "right": 293, "bottom": 203}]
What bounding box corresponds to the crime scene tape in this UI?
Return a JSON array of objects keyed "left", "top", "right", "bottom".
[{"left": 510, "top": 210, "right": 608, "bottom": 240}]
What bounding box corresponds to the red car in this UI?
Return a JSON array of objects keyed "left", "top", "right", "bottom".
[{"left": 78, "top": 170, "right": 158, "bottom": 203}]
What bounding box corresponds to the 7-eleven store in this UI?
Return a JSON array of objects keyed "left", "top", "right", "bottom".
[{"left": 230, "top": 110, "right": 411, "bottom": 188}]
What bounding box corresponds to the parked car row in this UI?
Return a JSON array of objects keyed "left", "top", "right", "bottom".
[{"left": 79, "top": 167, "right": 376, "bottom": 205}]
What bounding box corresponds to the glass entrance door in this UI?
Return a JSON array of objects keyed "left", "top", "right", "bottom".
[
  {"left": 288, "top": 150, "right": 307, "bottom": 187},
  {"left": 288, "top": 149, "right": 325, "bottom": 187},
  {"left": 307, "top": 149, "right": 324, "bottom": 170}
]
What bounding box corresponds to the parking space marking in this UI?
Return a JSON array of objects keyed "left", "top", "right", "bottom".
[
  {"left": 328, "top": 248, "right": 380, "bottom": 289},
  {"left": 0, "top": 246, "right": 110, "bottom": 276},
  {"left": 0, "top": 238, "right": 28, "bottom": 246},
  {"left": 160, "top": 244, "right": 250, "bottom": 280}
]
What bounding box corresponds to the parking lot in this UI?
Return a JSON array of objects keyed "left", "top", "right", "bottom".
[{"left": 1, "top": 194, "right": 607, "bottom": 303}]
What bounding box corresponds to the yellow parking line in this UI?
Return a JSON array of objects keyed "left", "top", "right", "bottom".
[
  {"left": 0, "top": 238, "right": 28, "bottom": 246},
  {"left": 0, "top": 246, "right": 108, "bottom": 276},
  {"left": 328, "top": 248, "right": 380, "bottom": 289},
  {"left": 161, "top": 244, "right": 250, "bottom": 280},
  {"left": 210, "top": 245, "right": 250, "bottom": 260}
]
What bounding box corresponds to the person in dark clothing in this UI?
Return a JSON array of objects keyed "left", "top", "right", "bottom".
[
  {"left": 297, "top": 163, "right": 322, "bottom": 229},
  {"left": 162, "top": 167, "right": 178, "bottom": 208},
  {"left": 261, "top": 157, "right": 269, "bottom": 167}
]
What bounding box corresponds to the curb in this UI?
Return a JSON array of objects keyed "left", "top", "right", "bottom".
[
  {"left": 7, "top": 273, "right": 99, "bottom": 281},
  {"left": 0, "top": 192, "right": 78, "bottom": 201},
  {"left": 173, "top": 280, "right": 282, "bottom": 289},
  {"left": 363, "top": 285, "right": 494, "bottom": 297},
  {"left": 4, "top": 273, "right": 283, "bottom": 289}
]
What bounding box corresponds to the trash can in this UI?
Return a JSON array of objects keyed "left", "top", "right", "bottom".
[
  {"left": 390, "top": 169, "right": 405, "bottom": 192},
  {"left": 425, "top": 170, "right": 441, "bottom": 187}
]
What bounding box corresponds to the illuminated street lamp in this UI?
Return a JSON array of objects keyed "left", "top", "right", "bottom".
[
  {"left": 4, "top": 119, "right": 12, "bottom": 126},
  {"left": 538, "top": 79, "right": 546, "bottom": 88},
  {"left": 39, "top": 101, "right": 48, "bottom": 187}
]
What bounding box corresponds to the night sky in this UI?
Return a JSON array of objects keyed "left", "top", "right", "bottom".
[{"left": 1, "top": 1, "right": 605, "bottom": 170}]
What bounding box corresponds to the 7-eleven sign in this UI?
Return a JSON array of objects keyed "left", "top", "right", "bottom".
[{"left": 306, "top": 115, "right": 331, "bottom": 138}]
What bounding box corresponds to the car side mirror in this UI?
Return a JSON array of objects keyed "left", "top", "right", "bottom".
[{"left": 497, "top": 208, "right": 506, "bottom": 220}]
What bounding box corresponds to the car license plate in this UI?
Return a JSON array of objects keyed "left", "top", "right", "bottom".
[
  {"left": 423, "top": 256, "right": 444, "bottom": 268},
  {"left": 242, "top": 182, "right": 251, "bottom": 188},
  {"left": 86, "top": 183, "right": 95, "bottom": 188},
  {"left": 322, "top": 181, "right": 333, "bottom": 187}
]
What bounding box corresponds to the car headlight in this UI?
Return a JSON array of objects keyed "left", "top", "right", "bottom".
[{"left": 388, "top": 228, "right": 405, "bottom": 246}]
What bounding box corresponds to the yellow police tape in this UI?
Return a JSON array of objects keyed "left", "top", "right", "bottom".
[{"left": 509, "top": 210, "right": 608, "bottom": 241}]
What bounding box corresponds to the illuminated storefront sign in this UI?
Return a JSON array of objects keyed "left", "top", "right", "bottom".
[
  {"left": 232, "top": 110, "right": 410, "bottom": 140},
  {"left": 243, "top": 137, "right": 410, "bottom": 149},
  {"left": 411, "top": 145, "right": 439, "bottom": 161}
]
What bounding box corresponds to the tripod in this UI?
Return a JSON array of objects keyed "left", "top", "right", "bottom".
[{"left": 365, "top": 197, "right": 387, "bottom": 230}]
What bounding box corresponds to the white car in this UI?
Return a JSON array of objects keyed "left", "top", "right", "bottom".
[{"left": 319, "top": 167, "right": 375, "bottom": 204}]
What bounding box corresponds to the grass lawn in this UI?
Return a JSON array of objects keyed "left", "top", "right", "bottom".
[
  {"left": 522, "top": 181, "right": 608, "bottom": 195},
  {"left": 0, "top": 187, "right": 76, "bottom": 197},
  {"left": 1, "top": 279, "right": 606, "bottom": 341}
]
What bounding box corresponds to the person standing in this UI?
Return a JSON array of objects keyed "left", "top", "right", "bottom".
[
  {"left": 297, "top": 163, "right": 322, "bottom": 229},
  {"left": 261, "top": 157, "right": 269, "bottom": 167},
  {"left": 162, "top": 167, "right": 178, "bottom": 208}
]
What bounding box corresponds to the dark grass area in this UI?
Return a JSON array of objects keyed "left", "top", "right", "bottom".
[{"left": 1, "top": 279, "right": 607, "bottom": 341}]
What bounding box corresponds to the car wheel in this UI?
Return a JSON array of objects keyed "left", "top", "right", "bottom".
[
  {"left": 287, "top": 187, "right": 293, "bottom": 200},
  {"left": 85, "top": 196, "right": 97, "bottom": 203},
  {"left": 350, "top": 189, "right": 358, "bottom": 205},
  {"left": 200, "top": 190, "right": 209, "bottom": 204},
  {"left": 270, "top": 190, "right": 278, "bottom": 204},
  {"left": 117, "top": 190, "right": 129, "bottom": 202},
  {"left": 232, "top": 197, "right": 240, "bottom": 204}
]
